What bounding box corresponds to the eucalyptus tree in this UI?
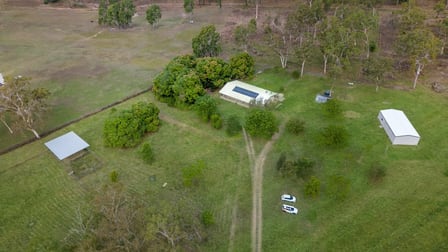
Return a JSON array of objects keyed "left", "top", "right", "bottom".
[{"left": 0, "top": 76, "right": 50, "bottom": 139}]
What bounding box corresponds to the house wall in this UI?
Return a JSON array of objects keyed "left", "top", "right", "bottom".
[
  {"left": 378, "top": 112, "right": 420, "bottom": 146},
  {"left": 378, "top": 113, "right": 396, "bottom": 144},
  {"left": 220, "top": 94, "right": 251, "bottom": 108}
]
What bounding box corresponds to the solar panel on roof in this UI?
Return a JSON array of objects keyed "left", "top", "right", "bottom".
[{"left": 232, "top": 86, "right": 259, "bottom": 98}]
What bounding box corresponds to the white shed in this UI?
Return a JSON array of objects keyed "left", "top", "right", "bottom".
[
  {"left": 219, "top": 80, "right": 279, "bottom": 108},
  {"left": 378, "top": 109, "right": 420, "bottom": 145},
  {"left": 45, "top": 131, "right": 90, "bottom": 160}
]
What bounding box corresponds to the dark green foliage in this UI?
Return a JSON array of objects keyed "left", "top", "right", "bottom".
[
  {"left": 152, "top": 55, "right": 199, "bottom": 105},
  {"left": 286, "top": 117, "right": 305, "bottom": 135},
  {"left": 110, "top": 170, "right": 119, "bottom": 182},
  {"left": 210, "top": 113, "right": 223, "bottom": 129},
  {"left": 229, "top": 52, "right": 255, "bottom": 80},
  {"left": 184, "top": 0, "right": 194, "bottom": 14},
  {"left": 195, "top": 57, "right": 231, "bottom": 90},
  {"left": 319, "top": 125, "right": 349, "bottom": 148},
  {"left": 201, "top": 210, "right": 215, "bottom": 227},
  {"left": 368, "top": 162, "right": 386, "bottom": 183},
  {"left": 194, "top": 95, "right": 217, "bottom": 122},
  {"left": 248, "top": 19, "right": 257, "bottom": 33},
  {"left": 327, "top": 175, "right": 351, "bottom": 201},
  {"left": 304, "top": 176, "right": 321, "bottom": 198},
  {"left": 182, "top": 160, "right": 205, "bottom": 188},
  {"left": 98, "top": 0, "right": 135, "bottom": 28},
  {"left": 295, "top": 157, "right": 315, "bottom": 180},
  {"left": 323, "top": 99, "right": 343, "bottom": 118},
  {"left": 276, "top": 152, "right": 287, "bottom": 171},
  {"left": 146, "top": 5, "right": 162, "bottom": 28},
  {"left": 245, "top": 109, "right": 278, "bottom": 139},
  {"left": 139, "top": 142, "right": 154, "bottom": 164},
  {"left": 192, "top": 25, "right": 222, "bottom": 57},
  {"left": 362, "top": 56, "right": 391, "bottom": 84},
  {"left": 225, "top": 115, "right": 241, "bottom": 136},
  {"left": 44, "top": 0, "right": 59, "bottom": 3},
  {"left": 173, "top": 71, "right": 205, "bottom": 105},
  {"left": 103, "top": 102, "right": 160, "bottom": 148}
]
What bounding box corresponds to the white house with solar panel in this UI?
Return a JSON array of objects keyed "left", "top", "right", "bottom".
[{"left": 219, "top": 80, "right": 282, "bottom": 108}]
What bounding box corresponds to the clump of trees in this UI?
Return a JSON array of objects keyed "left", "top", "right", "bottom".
[
  {"left": 152, "top": 52, "right": 254, "bottom": 107},
  {"left": 98, "top": 0, "right": 135, "bottom": 28},
  {"left": 0, "top": 75, "right": 50, "bottom": 139},
  {"left": 103, "top": 102, "right": 160, "bottom": 148},
  {"left": 286, "top": 117, "right": 305, "bottom": 135}
]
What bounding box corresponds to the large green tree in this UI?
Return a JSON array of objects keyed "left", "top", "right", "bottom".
[
  {"left": 0, "top": 76, "right": 50, "bottom": 139},
  {"left": 396, "top": 29, "right": 440, "bottom": 89},
  {"left": 192, "top": 25, "right": 222, "bottom": 57},
  {"left": 195, "top": 57, "right": 231, "bottom": 90},
  {"left": 146, "top": 5, "right": 162, "bottom": 28},
  {"left": 245, "top": 109, "right": 278, "bottom": 139},
  {"left": 229, "top": 52, "right": 255, "bottom": 80},
  {"left": 99, "top": 0, "right": 135, "bottom": 28}
]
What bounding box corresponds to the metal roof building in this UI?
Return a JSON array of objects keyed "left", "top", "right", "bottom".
[
  {"left": 45, "top": 131, "right": 90, "bottom": 160},
  {"left": 219, "top": 80, "right": 279, "bottom": 108},
  {"left": 378, "top": 109, "right": 420, "bottom": 145}
]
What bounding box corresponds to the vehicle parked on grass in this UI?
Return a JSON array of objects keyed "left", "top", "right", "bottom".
[
  {"left": 282, "top": 204, "right": 298, "bottom": 215},
  {"left": 281, "top": 194, "right": 296, "bottom": 203}
]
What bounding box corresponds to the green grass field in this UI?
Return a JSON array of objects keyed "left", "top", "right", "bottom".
[{"left": 1, "top": 4, "right": 448, "bottom": 252}]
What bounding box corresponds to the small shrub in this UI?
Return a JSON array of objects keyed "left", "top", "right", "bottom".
[
  {"left": 444, "top": 169, "right": 448, "bottom": 177},
  {"left": 368, "top": 162, "right": 386, "bottom": 183},
  {"left": 276, "top": 152, "right": 287, "bottom": 171},
  {"left": 182, "top": 160, "right": 206, "bottom": 188},
  {"left": 319, "top": 125, "right": 349, "bottom": 148},
  {"left": 201, "top": 210, "right": 215, "bottom": 227},
  {"left": 110, "top": 170, "right": 119, "bottom": 183},
  {"left": 195, "top": 95, "right": 217, "bottom": 122},
  {"left": 291, "top": 70, "right": 301, "bottom": 79},
  {"left": 286, "top": 117, "right": 305, "bottom": 135},
  {"left": 295, "top": 157, "right": 315, "bottom": 180},
  {"left": 211, "top": 113, "right": 223, "bottom": 129},
  {"left": 304, "top": 176, "right": 321, "bottom": 198},
  {"left": 225, "top": 115, "right": 241, "bottom": 136},
  {"left": 139, "top": 142, "right": 154, "bottom": 164},
  {"left": 327, "top": 175, "right": 351, "bottom": 201},
  {"left": 323, "top": 99, "right": 343, "bottom": 118}
]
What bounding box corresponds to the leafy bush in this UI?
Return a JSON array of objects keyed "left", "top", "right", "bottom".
[
  {"left": 103, "top": 102, "right": 160, "bottom": 148},
  {"left": 304, "top": 176, "right": 321, "bottom": 198},
  {"left": 192, "top": 25, "right": 221, "bottom": 57},
  {"left": 139, "top": 142, "right": 154, "bottom": 164},
  {"left": 44, "top": 0, "right": 59, "bottom": 3},
  {"left": 146, "top": 5, "right": 162, "bottom": 28},
  {"left": 327, "top": 175, "right": 351, "bottom": 201},
  {"left": 295, "top": 157, "right": 315, "bottom": 180},
  {"left": 195, "top": 57, "right": 231, "bottom": 90},
  {"left": 286, "top": 117, "right": 305, "bottom": 135},
  {"left": 173, "top": 71, "right": 204, "bottom": 105},
  {"left": 368, "top": 162, "right": 386, "bottom": 183},
  {"left": 194, "top": 95, "right": 217, "bottom": 122},
  {"left": 276, "top": 152, "right": 287, "bottom": 171},
  {"left": 229, "top": 52, "right": 255, "bottom": 80},
  {"left": 182, "top": 160, "right": 206, "bottom": 188},
  {"left": 323, "top": 99, "right": 343, "bottom": 118},
  {"left": 110, "top": 170, "right": 119, "bottom": 183},
  {"left": 319, "top": 125, "right": 349, "bottom": 148},
  {"left": 201, "top": 210, "right": 215, "bottom": 227},
  {"left": 225, "top": 115, "right": 241, "bottom": 136},
  {"left": 245, "top": 109, "right": 278, "bottom": 139},
  {"left": 210, "top": 113, "right": 223, "bottom": 129}
]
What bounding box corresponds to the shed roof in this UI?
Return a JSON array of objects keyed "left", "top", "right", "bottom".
[
  {"left": 379, "top": 109, "right": 420, "bottom": 137},
  {"left": 45, "top": 131, "right": 90, "bottom": 160},
  {"left": 219, "top": 80, "right": 277, "bottom": 104},
  {"left": 0, "top": 73, "right": 4, "bottom": 85}
]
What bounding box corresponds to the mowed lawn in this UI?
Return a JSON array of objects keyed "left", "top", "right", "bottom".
[
  {"left": 256, "top": 71, "right": 448, "bottom": 251},
  {"left": 0, "top": 5, "right": 232, "bottom": 151},
  {"left": 0, "top": 92, "right": 253, "bottom": 251}
]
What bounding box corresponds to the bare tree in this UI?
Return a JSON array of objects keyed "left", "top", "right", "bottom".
[{"left": 0, "top": 76, "right": 50, "bottom": 139}]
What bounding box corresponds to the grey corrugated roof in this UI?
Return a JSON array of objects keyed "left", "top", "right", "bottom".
[{"left": 45, "top": 131, "right": 89, "bottom": 160}]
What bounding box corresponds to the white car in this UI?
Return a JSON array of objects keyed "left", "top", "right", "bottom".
[
  {"left": 281, "top": 194, "right": 296, "bottom": 203},
  {"left": 282, "top": 204, "right": 298, "bottom": 215}
]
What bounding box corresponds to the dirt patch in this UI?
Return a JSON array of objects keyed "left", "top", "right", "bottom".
[{"left": 344, "top": 110, "right": 360, "bottom": 119}]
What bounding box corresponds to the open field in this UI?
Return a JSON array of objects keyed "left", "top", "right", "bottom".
[{"left": 0, "top": 5, "right": 240, "bottom": 151}]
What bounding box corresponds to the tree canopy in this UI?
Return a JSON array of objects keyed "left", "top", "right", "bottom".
[
  {"left": 0, "top": 75, "right": 50, "bottom": 139},
  {"left": 192, "top": 25, "right": 222, "bottom": 57},
  {"left": 98, "top": 0, "right": 135, "bottom": 28},
  {"left": 146, "top": 5, "right": 162, "bottom": 28}
]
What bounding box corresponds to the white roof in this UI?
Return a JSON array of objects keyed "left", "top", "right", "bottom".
[
  {"left": 379, "top": 109, "right": 420, "bottom": 137},
  {"left": 0, "top": 73, "right": 4, "bottom": 85},
  {"left": 219, "top": 80, "right": 277, "bottom": 104},
  {"left": 45, "top": 131, "right": 90, "bottom": 160}
]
